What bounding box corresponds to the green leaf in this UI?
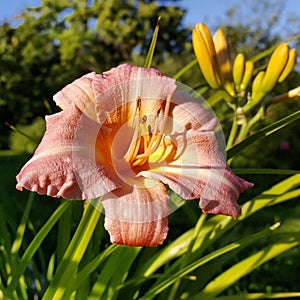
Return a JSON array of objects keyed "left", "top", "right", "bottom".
[
  {"left": 250, "top": 33, "right": 300, "bottom": 63},
  {"left": 88, "top": 246, "right": 141, "bottom": 300},
  {"left": 144, "top": 17, "right": 160, "bottom": 68},
  {"left": 137, "top": 175, "right": 300, "bottom": 277},
  {"left": 63, "top": 244, "right": 119, "bottom": 298},
  {"left": 193, "top": 239, "right": 299, "bottom": 299},
  {"left": 42, "top": 201, "right": 101, "bottom": 300},
  {"left": 233, "top": 168, "right": 300, "bottom": 175},
  {"left": 56, "top": 201, "right": 73, "bottom": 265},
  {"left": 172, "top": 59, "right": 198, "bottom": 80},
  {"left": 227, "top": 110, "right": 300, "bottom": 159},
  {"left": 215, "top": 292, "right": 300, "bottom": 300},
  {"left": 0, "top": 203, "right": 12, "bottom": 251},
  {"left": 139, "top": 224, "right": 281, "bottom": 300},
  {"left": 11, "top": 193, "right": 34, "bottom": 255},
  {"left": 7, "top": 200, "right": 72, "bottom": 293}
]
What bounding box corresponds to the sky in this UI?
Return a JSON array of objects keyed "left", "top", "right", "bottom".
[
  {"left": 0, "top": 0, "right": 299, "bottom": 33},
  {"left": 0, "top": 0, "right": 234, "bottom": 26}
]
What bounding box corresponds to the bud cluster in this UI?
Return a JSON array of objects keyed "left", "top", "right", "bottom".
[{"left": 192, "top": 23, "right": 298, "bottom": 112}]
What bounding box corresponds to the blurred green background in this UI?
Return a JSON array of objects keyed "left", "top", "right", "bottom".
[{"left": 0, "top": 0, "right": 300, "bottom": 297}]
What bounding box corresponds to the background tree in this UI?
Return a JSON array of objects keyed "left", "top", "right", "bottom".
[{"left": 0, "top": 0, "right": 190, "bottom": 149}]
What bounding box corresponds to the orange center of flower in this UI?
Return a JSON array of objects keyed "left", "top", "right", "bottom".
[
  {"left": 123, "top": 95, "right": 171, "bottom": 169},
  {"left": 95, "top": 96, "right": 176, "bottom": 180},
  {"left": 94, "top": 95, "right": 177, "bottom": 186}
]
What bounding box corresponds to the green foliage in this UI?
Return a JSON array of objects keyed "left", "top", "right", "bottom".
[
  {"left": 1, "top": 157, "right": 299, "bottom": 298},
  {"left": 0, "top": 0, "right": 189, "bottom": 149},
  {"left": 1, "top": 1, "right": 300, "bottom": 299},
  {"left": 9, "top": 117, "right": 45, "bottom": 153}
]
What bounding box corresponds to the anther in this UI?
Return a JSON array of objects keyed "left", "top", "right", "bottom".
[
  {"left": 136, "top": 96, "right": 141, "bottom": 110},
  {"left": 141, "top": 115, "right": 147, "bottom": 124}
]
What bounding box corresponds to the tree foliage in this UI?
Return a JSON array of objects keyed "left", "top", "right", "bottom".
[{"left": 0, "top": 0, "right": 189, "bottom": 149}]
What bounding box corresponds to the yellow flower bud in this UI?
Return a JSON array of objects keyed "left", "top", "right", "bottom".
[
  {"left": 192, "top": 23, "right": 222, "bottom": 89},
  {"left": 260, "top": 43, "right": 289, "bottom": 93}
]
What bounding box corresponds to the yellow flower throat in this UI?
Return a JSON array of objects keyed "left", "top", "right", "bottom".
[{"left": 124, "top": 95, "right": 171, "bottom": 168}]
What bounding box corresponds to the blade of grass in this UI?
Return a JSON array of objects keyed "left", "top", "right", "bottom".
[
  {"left": 215, "top": 292, "right": 300, "bottom": 300},
  {"left": 193, "top": 239, "right": 299, "bottom": 299},
  {"left": 227, "top": 110, "right": 300, "bottom": 159},
  {"left": 167, "top": 213, "right": 207, "bottom": 300},
  {"left": 172, "top": 59, "right": 198, "bottom": 80},
  {"left": 0, "top": 203, "right": 12, "bottom": 253},
  {"left": 5, "top": 122, "right": 38, "bottom": 144},
  {"left": 56, "top": 201, "right": 73, "bottom": 265},
  {"left": 153, "top": 181, "right": 299, "bottom": 290},
  {"left": 233, "top": 168, "right": 300, "bottom": 175},
  {"left": 137, "top": 175, "right": 299, "bottom": 277},
  {"left": 88, "top": 246, "right": 141, "bottom": 300},
  {"left": 63, "top": 244, "right": 119, "bottom": 299},
  {"left": 144, "top": 17, "right": 160, "bottom": 68},
  {"left": 42, "top": 201, "right": 101, "bottom": 300},
  {"left": 7, "top": 200, "right": 71, "bottom": 293},
  {"left": 139, "top": 223, "right": 281, "bottom": 300},
  {"left": 11, "top": 193, "right": 35, "bottom": 255}
]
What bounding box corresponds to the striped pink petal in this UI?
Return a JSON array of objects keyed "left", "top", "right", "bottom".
[
  {"left": 93, "top": 64, "right": 177, "bottom": 125},
  {"left": 103, "top": 182, "right": 169, "bottom": 247},
  {"left": 16, "top": 104, "right": 122, "bottom": 199},
  {"left": 140, "top": 129, "right": 253, "bottom": 219},
  {"left": 53, "top": 72, "right": 100, "bottom": 122},
  {"left": 16, "top": 63, "right": 253, "bottom": 247}
]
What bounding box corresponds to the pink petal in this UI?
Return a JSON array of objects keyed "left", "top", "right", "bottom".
[
  {"left": 92, "top": 64, "right": 177, "bottom": 125},
  {"left": 53, "top": 72, "right": 100, "bottom": 122},
  {"left": 102, "top": 182, "right": 169, "bottom": 247},
  {"left": 140, "top": 129, "right": 253, "bottom": 218},
  {"left": 16, "top": 104, "right": 122, "bottom": 199},
  {"left": 169, "top": 90, "right": 219, "bottom": 132}
]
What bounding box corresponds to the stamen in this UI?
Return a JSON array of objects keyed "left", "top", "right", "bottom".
[
  {"left": 129, "top": 135, "right": 142, "bottom": 163},
  {"left": 156, "top": 107, "right": 161, "bottom": 116},
  {"left": 161, "top": 94, "right": 171, "bottom": 132},
  {"left": 125, "top": 95, "right": 173, "bottom": 167},
  {"left": 133, "top": 95, "right": 172, "bottom": 165},
  {"left": 136, "top": 106, "right": 161, "bottom": 156},
  {"left": 141, "top": 115, "right": 147, "bottom": 124},
  {"left": 136, "top": 96, "right": 141, "bottom": 110},
  {"left": 124, "top": 96, "right": 142, "bottom": 162},
  {"left": 148, "top": 125, "right": 152, "bottom": 137},
  {"left": 123, "top": 125, "right": 140, "bottom": 163}
]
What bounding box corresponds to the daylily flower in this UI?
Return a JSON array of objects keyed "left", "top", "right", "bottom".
[{"left": 16, "top": 64, "right": 253, "bottom": 247}]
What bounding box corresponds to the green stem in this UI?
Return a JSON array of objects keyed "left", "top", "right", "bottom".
[
  {"left": 11, "top": 193, "right": 35, "bottom": 254},
  {"left": 42, "top": 201, "right": 101, "bottom": 300},
  {"left": 237, "top": 106, "right": 264, "bottom": 143},
  {"left": 236, "top": 113, "right": 248, "bottom": 143},
  {"left": 226, "top": 106, "right": 238, "bottom": 150},
  {"left": 247, "top": 106, "right": 265, "bottom": 132}
]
